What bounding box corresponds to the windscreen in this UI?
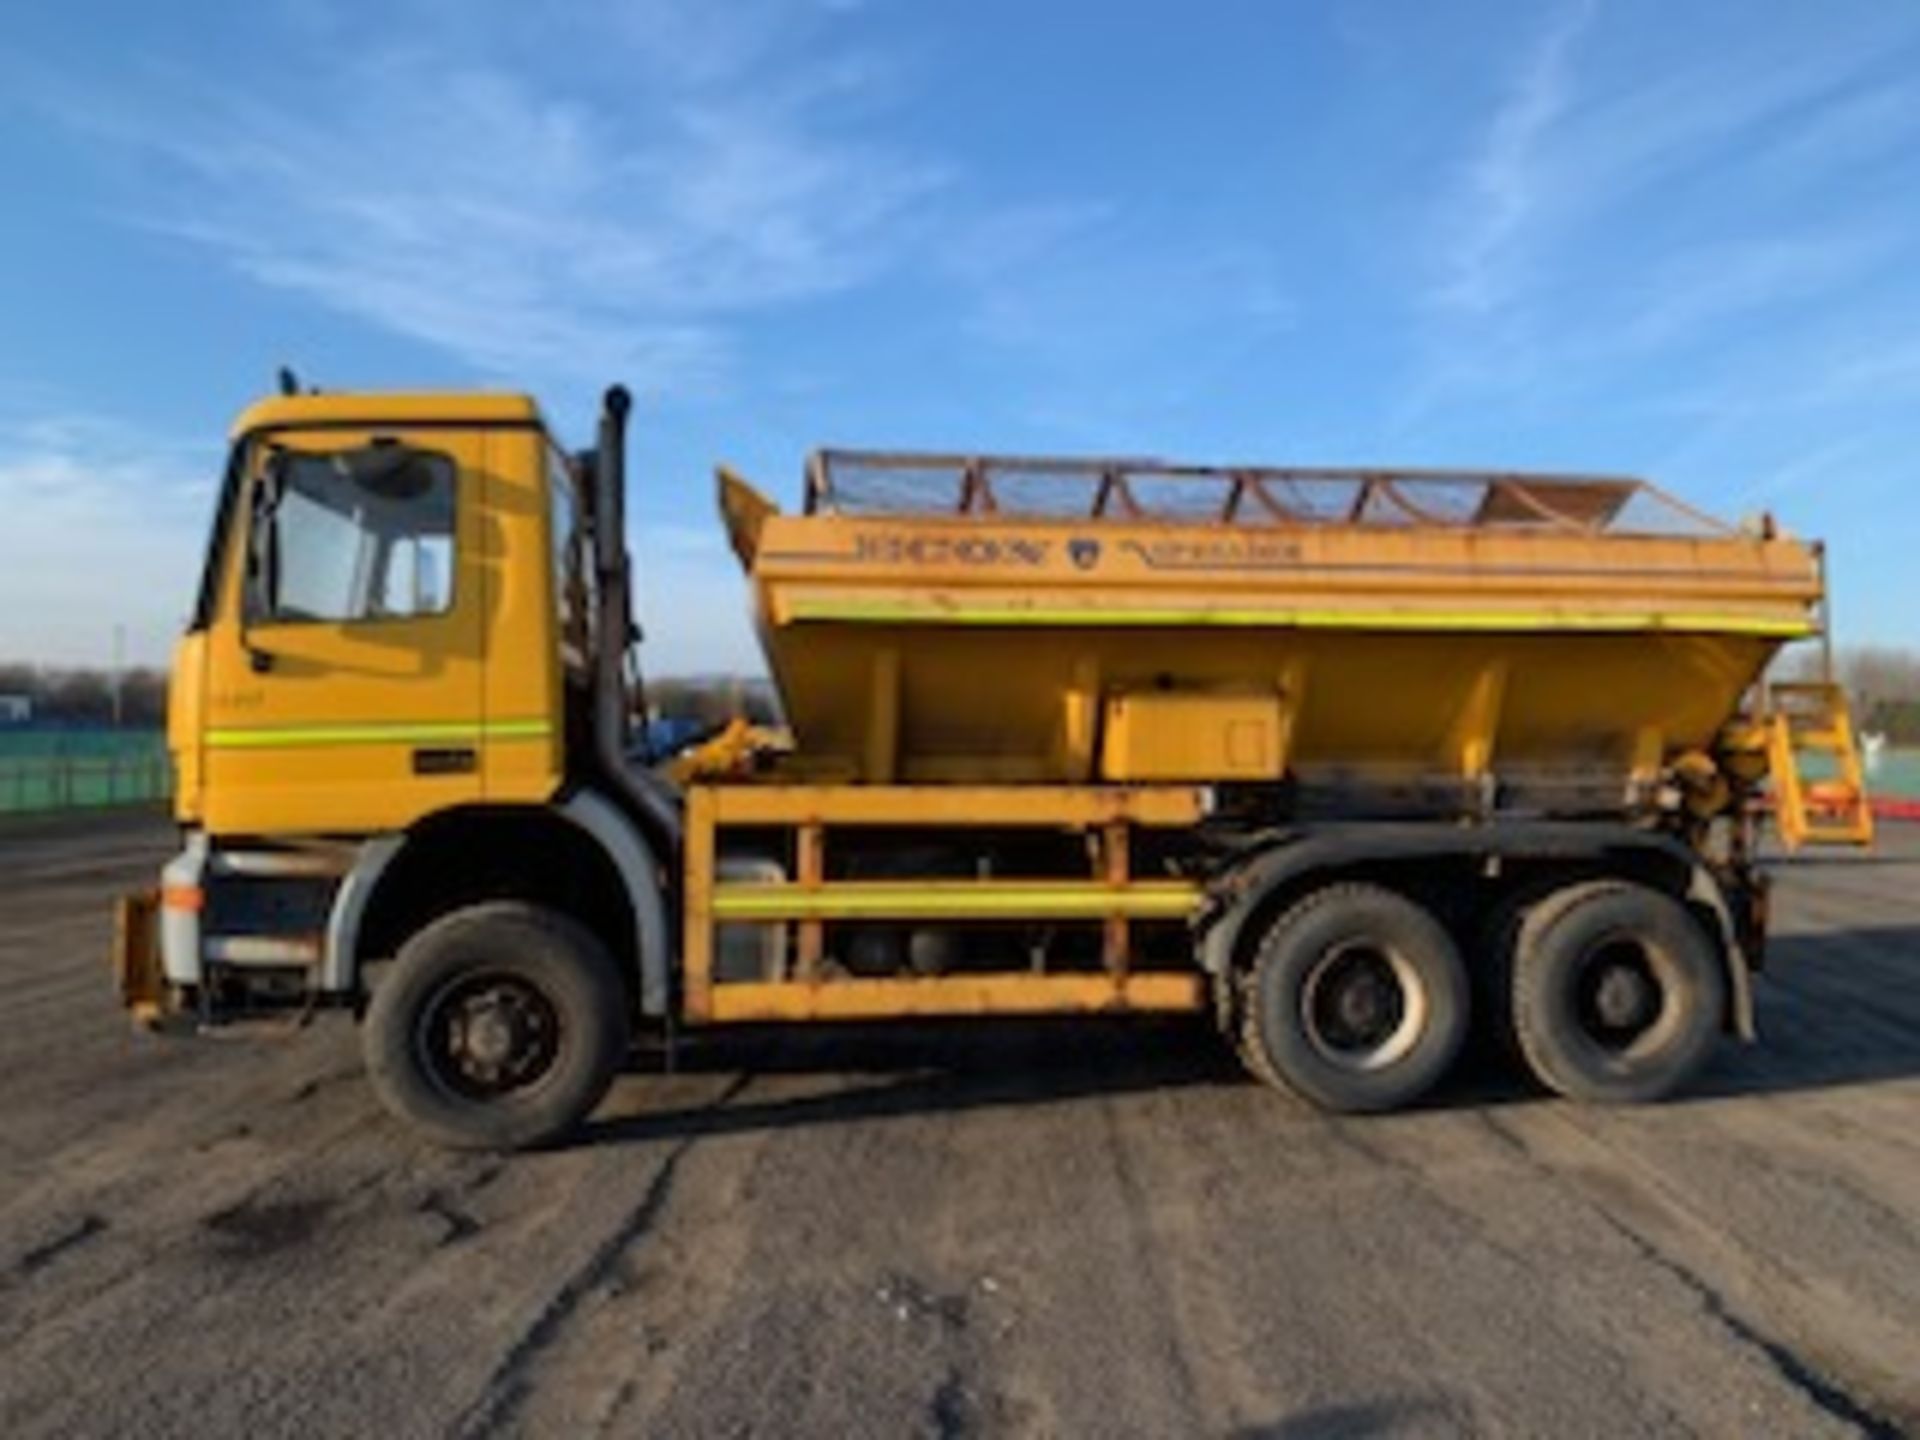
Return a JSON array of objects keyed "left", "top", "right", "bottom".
[{"left": 259, "top": 448, "right": 456, "bottom": 623}]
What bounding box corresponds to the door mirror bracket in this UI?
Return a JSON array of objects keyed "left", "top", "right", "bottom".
[{"left": 241, "top": 452, "right": 287, "bottom": 670}]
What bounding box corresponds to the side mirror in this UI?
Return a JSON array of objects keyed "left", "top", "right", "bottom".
[{"left": 246, "top": 456, "right": 286, "bottom": 617}]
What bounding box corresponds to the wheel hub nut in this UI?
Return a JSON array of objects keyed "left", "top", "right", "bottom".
[
  {"left": 1595, "top": 967, "right": 1654, "bottom": 1029},
  {"left": 1341, "top": 979, "right": 1386, "bottom": 1030},
  {"left": 466, "top": 1005, "right": 517, "bottom": 1066}
]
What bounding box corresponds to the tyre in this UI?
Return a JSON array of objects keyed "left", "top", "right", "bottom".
[
  {"left": 364, "top": 901, "right": 629, "bottom": 1150},
  {"left": 1510, "top": 880, "right": 1725, "bottom": 1104},
  {"left": 1468, "top": 878, "right": 1572, "bottom": 1065},
  {"left": 1241, "top": 883, "right": 1470, "bottom": 1112}
]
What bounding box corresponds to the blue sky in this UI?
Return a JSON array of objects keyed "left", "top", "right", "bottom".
[{"left": 2, "top": 0, "right": 1917, "bottom": 673}]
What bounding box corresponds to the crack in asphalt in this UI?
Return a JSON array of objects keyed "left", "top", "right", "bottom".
[
  {"left": 452, "top": 1072, "right": 756, "bottom": 1439},
  {"left": 9, "top": 1213, "right": 107, "bottom": 1281},
  {"left": 1095, "top": 1097, "right": 1207, "bottom": 1429},
  {"left": 929, "top": 1365, "right": 976, "bottom": 1440},
  {"left": 1588, "top": 1207, "right": 1903, "bottom": 1440},
  {"left": 1488, "top": 1111, "right": 1903, "bottom": 1439}
]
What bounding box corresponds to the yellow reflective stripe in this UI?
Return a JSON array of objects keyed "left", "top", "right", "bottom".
[
  {"left": 206, "top": 719, "right": 551, "bottom": 749},
  {"left": 712, "top": 880, "right": 1202, "bottom": 922},
  {"left": 783, "top": 599, "right": 1813, "bottom": 637}
]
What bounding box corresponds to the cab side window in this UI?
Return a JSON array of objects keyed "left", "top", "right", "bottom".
[
  {"left": 251, "top": 447, "right": 457, "bottom": 623},
  {"left": 548, "top": 447, "right": 594, "bottom": 667}
]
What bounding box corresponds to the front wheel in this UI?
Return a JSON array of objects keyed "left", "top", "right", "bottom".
[
  {"left": 1241, "top": 883, "right": 1469, "bottom": 1112},
  {"left": 364, "top": 902, "right": 629, "bottom": 1150}
]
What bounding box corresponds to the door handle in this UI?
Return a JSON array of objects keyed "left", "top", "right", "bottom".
[{"left": 411, "top": 746, "right": 477, "bottom": 776}]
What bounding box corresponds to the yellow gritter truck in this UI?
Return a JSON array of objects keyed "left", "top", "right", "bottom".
[{"left": 112, "top": 381, "right": 1872, "bottom": 1148}]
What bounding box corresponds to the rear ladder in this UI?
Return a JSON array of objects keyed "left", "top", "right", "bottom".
[{"left": 1765, "top": 681, "right": 1874, "bottom": 849}]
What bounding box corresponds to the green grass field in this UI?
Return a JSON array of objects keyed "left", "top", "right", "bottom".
[
  {"left": 0, "top": 730, "right": 171, "bottom": 814},
  {"left": 1870, "top": 747, "right": 1920, "bottom": 800}
]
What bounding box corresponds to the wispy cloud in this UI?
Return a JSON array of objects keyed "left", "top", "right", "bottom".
[
  {"left": 1801, "top": 336, "right": 1920, "bottom": 410},
  {"left": 1405, "top": 1, "right": 1920, "bottom": 437},
  {"left": 1425, "top": 2, "right": 1920, "bottom": 331},
  {"left": 1433, "top": 0, "right": 1595, "bottom": 315},
  {"left": 930, "top": 201, "right": 1295, "bottom": 444},
  {"left": 1617, "top": 227, "right": 1903, "bottom": 350},
  {"left": 950, "top": 202, "right": 1292, "bottom": 355},
  {"left": 32, "top": 3, "right": 943, "bottom": 398},
  {"left": 1732, "top": 434, "right": 1880, "bottom": 510}
]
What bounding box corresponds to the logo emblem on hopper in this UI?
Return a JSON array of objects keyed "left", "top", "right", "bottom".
[{"left": 1068, "top": 538, "right": 1102, "bottom": 570}]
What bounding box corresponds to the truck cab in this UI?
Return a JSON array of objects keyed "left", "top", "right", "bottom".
[
  {"left": 173, "top": 392, "right": 577, "bottom": 834},
  {"left": 128, "top": 386, "right": 675, "bottom": 1147}
]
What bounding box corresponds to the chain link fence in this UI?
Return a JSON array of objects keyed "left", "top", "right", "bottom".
[{"left": 0, "top": 735, "right": 172, "bottom": 815}]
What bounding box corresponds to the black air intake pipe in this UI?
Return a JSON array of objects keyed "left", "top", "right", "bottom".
[{"left": 591, "top": 385, "right": 682, "bottom": 859}]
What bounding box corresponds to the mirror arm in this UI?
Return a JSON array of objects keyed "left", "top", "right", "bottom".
[
  {"left": 237, "top": 573, "right": 277, "bottom": 674},
  {"left": 244, "top": 632, "right": 276, "bottom": 674},
  {"left": 241, "top": 456, "right": 283, "bottom": 673}
]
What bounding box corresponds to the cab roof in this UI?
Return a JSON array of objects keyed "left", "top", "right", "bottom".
[{"left": 231, "top": 390, "right": 545, "bottom": 437}]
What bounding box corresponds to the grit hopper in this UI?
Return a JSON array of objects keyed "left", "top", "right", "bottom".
[{"left": 717, "top": 451, "right": 1824, "bottom": 819}]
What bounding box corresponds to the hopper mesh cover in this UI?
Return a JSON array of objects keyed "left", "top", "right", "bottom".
[{"left": 808, "top": 451, "right": 1730, "bottom": 537}]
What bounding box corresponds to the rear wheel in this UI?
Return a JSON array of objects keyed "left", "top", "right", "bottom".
[
  {"left": 1510, "top": 881, "right": 1725, "bottom": 1104},
  {"left": 364, "top": 901, "right": 628, "bottom": 1150},
  {"left": 1469, "top": 877, "right": 1575, "bottom": 1065},
  {"left": 1241, "top": 883, "right": 1469, "bottom": 1112}
]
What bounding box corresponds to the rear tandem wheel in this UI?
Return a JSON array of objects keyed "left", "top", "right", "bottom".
[
  {"left": 1509, "top": 880, "right": 1726, "bottom": 1104},
  {"left": 1238, "top": 882, "right": 1470, "bottom": 1113}
]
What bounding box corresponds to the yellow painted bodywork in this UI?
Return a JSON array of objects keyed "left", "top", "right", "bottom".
[
  {"left": 703, "top": 782, "right": 1208, "bottom": 827},
  {"left": 229, "top": 390, "right": 543, "bottom": 437},
  {"left": 167, "top": 632, "right": 207, "bottom": 820},
  {"left": 721, "top": 470, "right": 1822, "bottom": 789},
  {"left": 175, "top": 395, "right": 569, "bottom": 834}
]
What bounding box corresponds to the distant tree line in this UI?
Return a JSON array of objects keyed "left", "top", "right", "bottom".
[
  {"left": 0, "top": 663, "right": 169, "bottom": 728},
  {"left": 1779, "top": 645, "right": 1920, "bottom": 744},
  {"left": 644, "top": 675, "right": 782, "bottom": 728},
  {"left": 1841, "top": 648, "right": 1920, "bottom": 745}
]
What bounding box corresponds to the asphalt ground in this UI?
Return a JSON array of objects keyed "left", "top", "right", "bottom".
[{"left": 3, "top": 810, "right": 1919, "bottom": 1438}]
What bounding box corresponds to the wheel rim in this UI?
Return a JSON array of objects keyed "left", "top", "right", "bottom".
[
  {"left": 416, "top": 971, "right": 563, "bottom": 1102},
  {"left": 1301, "top": 941, "right": 1428, "bottom": 1072},
  {"left": 1572, "top": 933, "right": 1673, "bottom": 1057}
]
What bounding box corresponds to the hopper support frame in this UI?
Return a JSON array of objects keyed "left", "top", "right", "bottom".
[{"left": 680, "top": 783, "right": 1213, "bottom": 1024}]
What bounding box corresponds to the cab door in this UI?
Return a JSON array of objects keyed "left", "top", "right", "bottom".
[{"left": 200, "top": 427, "right": 488, "bottom": 835}]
